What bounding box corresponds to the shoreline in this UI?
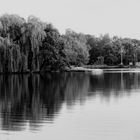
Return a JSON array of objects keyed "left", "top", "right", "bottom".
[{"left": 0, "top": 66, "right": 140, "bottom": 74}]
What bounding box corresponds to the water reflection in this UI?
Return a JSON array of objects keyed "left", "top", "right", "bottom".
[
  {"left": 0, "top": 72, "right": 140, "bottom": 131},
  {"left": 0, "top": 73, "right": 89, "bottom": 131},
  {"left": 89, "top": 73, "right": 140, "bottom": 98}
]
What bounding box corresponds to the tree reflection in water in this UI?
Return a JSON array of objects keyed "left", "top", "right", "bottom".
[
  {"left": 0, "top": 73, "right": 89, "bottom": 131},
  {"left": 0, "top": 72, "right": 140, "bottom": 131}
]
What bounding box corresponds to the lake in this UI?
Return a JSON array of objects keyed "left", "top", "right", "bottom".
[{"left": 0, "top": 71, "right": 140, "bottom": 140}]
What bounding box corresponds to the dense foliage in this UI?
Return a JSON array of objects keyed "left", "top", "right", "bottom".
[
  {"left": 0, "top": 14, "right": 68, "bottom": 72},
  {"left": 63, "top": 29, "right": 89, "bottom": 66},
  {"left": 87, "top": 34, "right": 140, "bottom": 66},
  {"left": 0, "top": 14, "right": 140, "bottom": 73}
]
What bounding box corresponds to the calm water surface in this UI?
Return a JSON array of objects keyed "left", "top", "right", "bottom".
[{"left": 0, "top": 72, "right": 140, "bottom": 140}]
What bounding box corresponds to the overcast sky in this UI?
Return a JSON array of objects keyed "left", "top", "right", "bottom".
[{"left": 0, "top": 0, "right": 140, "bottom": 39}]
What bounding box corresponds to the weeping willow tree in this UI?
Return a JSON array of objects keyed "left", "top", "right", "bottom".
[
  {"left": 0, "top": 14, "right": 24, "bottom": 73},
  {"left": 0, "top": 14, "right": 25, "bottom": 42},
  {"left": 0, "top": 36, "right": 22, "bottom": 73},
  {"left": 0, "top": 37, "right": 7, "bottom": 72},
  {"left": 0, "top": 14, "right": 46, "bottom": 72},
  {"left": 21, "top": 16, "right": 46, "bottom": 72},
  {"left": 0, "top": 37, "right": 13, "bottom": 72}
]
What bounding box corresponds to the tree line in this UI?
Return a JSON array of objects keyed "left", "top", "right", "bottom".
[{"left": 0, "top": 14, "right": 140, "bottom": 73}]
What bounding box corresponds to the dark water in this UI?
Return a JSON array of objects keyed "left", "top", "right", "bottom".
[{"left": 0, "top": 72, "right": 140, "bottom": 140}]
